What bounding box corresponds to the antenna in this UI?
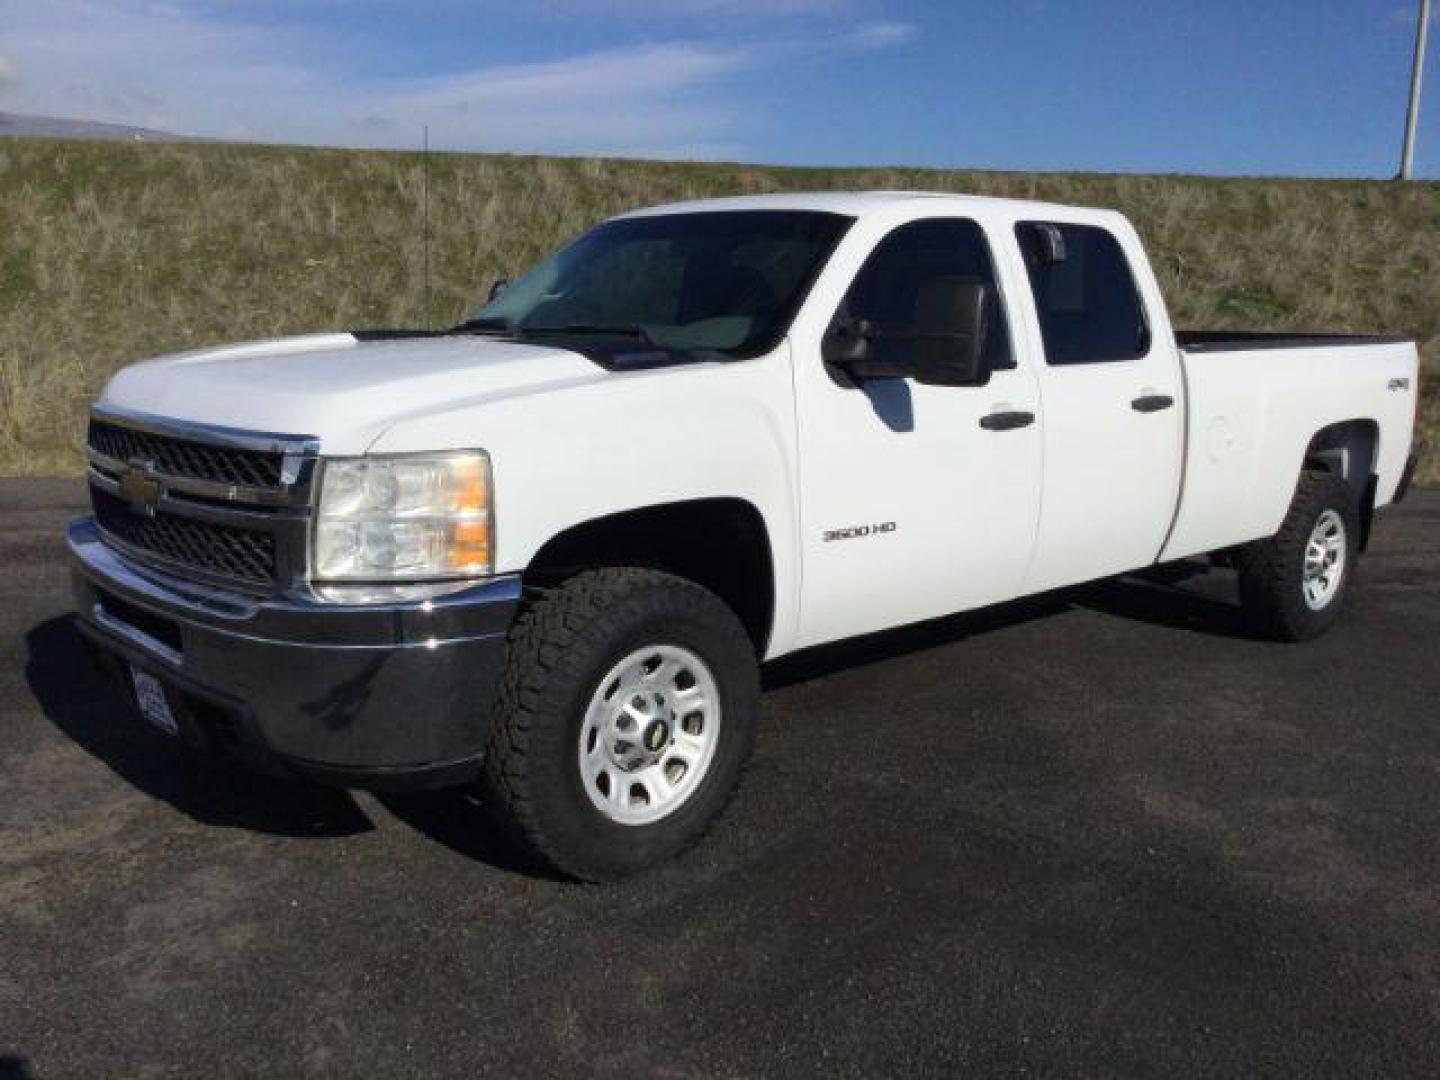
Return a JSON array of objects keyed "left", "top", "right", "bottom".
[{"left": 422, "top": 125, "right": 432, "bottom": 328}]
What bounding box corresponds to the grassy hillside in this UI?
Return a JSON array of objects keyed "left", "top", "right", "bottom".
[{"left": 2, "top": 138, "right": 1436, "bottom": 480}]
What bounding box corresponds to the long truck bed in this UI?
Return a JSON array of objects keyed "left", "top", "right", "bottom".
[{"left": 1160, "top": 333, "right": 1419, "bottom": 562}]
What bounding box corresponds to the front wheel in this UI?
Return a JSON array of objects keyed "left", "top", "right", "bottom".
[
  {"left": 478, "top": 568, "right": 759, "bottom": 881},
  {"left": 1236, "top": 470, "right": 1359, "bottom": 642}
]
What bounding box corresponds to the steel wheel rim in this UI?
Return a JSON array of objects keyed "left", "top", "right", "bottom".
[
  {"left": 578, "top": 644, "right": 722, "bottom": 827},
  {"left": 1302, "top": 509, "right": 1346, "bottom": 611}
]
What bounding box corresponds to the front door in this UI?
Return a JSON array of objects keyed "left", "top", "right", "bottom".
[{"left": 791, "top": 216, "right": 1043, "bottom": 650}]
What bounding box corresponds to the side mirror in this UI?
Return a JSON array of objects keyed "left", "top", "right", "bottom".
[
  {"left": 823, "top": 279, "right": 992, "bottom": 387},
  {"left": 908, "top": 278, "right": 990, "bottom": 387},
  {"left": 488, "top": 278, "right": 510, "bottom": 302},
  {"left": 821, "top": 317, "right": 875, "bottom": 371}
]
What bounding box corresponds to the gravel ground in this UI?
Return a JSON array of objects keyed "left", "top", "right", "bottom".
[{"left": 3, "top": 479, "right": 1438, "bottom": 1078}]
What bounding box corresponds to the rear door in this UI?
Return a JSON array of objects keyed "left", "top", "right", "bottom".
[
  {"left": 791, "top": 216, "right": 1043, "bottom": 648},
  {"left": 1012, "top": 220, "right": 1184, "bottom": 592}
]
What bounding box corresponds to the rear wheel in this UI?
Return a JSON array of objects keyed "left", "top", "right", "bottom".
[
  {"left": 479, "top": 568, "right": 759, "bottom": 881},
  {"left": 1236, "top": 470, "right": 1359, "bottom": 642}
]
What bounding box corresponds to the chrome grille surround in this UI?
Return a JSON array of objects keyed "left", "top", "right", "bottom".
[
  {"left": 85, "top": 405, "right": 320, "bottom": 595},
  {"left": 89, "top": 419, "right": 286, "bottom": 490}
]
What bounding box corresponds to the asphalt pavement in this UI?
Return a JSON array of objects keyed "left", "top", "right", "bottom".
[{"left": 3, "top": 479, "right": 1438, "bottom": 1078}]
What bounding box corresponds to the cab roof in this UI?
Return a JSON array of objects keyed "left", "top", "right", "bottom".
[{"left": 615, "top": 190, "right": 1101, "bottom": 222}]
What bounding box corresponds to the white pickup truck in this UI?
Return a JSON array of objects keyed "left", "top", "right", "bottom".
[{"left": 70, "top": 192, "right": 1420, "bottom": 879}]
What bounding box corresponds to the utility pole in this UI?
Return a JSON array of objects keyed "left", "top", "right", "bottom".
[
  {"left": 1400, "top": 0, "right": 1432, "bottom": 180},
  {"left": 422, "top": 125, "right": 432, "bottom": 329}
]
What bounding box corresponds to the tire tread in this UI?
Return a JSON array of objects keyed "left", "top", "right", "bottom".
[
  {"left": 1235, "top": 470, "right": 1358, "bottom": 642},
  {"left": 479, "top": 567, "right": 757, "bottom": 881}
]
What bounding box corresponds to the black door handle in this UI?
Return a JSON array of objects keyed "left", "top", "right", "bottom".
[
  {"left": 1131, "top": 394, "right": 1175, "bottom": 413},
  {"left": 979, "top": 410, "right": 1036, "bottom": 431}
]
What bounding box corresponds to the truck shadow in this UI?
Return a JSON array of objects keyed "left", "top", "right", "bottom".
[
  {"left": 24, "top": 617, "right": 375, "bottom": 839},
  {"left": 1074, "top": 562, "right": 1258, "bottom": 639},
  {"left": 372, "top": 790, "right": 562, "bottom": 881},
  {"left": 23, "top": 561, "right": 1255, "bottom": 862},
  {"left": 25, "top": 615, "right": 554, "bottom": 876},
  {"left": 764, "top": 561, "right": 1258, "bottom": 690},
  {"left": 764, "top": 591, "right": 1071, "bottom": 689}
]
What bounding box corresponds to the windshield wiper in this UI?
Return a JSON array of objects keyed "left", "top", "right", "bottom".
[
  {"left": 520, "top": 324, "right": 654, "bottom": 344},
  {"left": 448, "top": 316, "right": 516, "bottom": 335}
]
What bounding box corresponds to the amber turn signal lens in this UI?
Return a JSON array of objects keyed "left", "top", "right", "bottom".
[
  {"left": 450, "top": 456, "right": 490, "bottom": 516},
  {"left": 447, "top": 519, "right": 491, "bottom": 572}
]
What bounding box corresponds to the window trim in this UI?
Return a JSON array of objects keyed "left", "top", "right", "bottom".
[{"left": 1014, "top": 220, "right": 1153, "bottom": 367}]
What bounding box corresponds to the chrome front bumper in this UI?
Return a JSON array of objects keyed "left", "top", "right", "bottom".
[{"left": 68, "top": 517, "right": 520, "bottom": 789}]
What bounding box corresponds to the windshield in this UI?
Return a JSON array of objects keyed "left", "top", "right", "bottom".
[{"left": 469, "top": 210, "right": 853, "bottom": 356}]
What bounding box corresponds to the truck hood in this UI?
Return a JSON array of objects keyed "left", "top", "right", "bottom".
[{"left": 99, "top": 333, "right": 610, "bottom": 453}]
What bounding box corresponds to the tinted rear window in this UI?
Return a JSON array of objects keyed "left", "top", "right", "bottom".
[{"left": 1016, "top": 223, "right": 1150, "bottom": 365}]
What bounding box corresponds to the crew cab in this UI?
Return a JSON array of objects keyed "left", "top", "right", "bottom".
[{"left": 69, "top": 192, "right": 1420, "bottom": 880}]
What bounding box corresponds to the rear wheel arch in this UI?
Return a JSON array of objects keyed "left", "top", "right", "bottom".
[
  {"left": 1302, "top": 419, "right": 1379, "bottom": 548},
  {"left": 1303, "top": 419, "right": 1379, "bottom": 493},
  {"left": 521, "top": 498, "right": 777, "bottom": 655}
]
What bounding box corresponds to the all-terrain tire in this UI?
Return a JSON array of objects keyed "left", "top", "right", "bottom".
[
  {"left": 478, "top": 568, "right": 759, "bottom": 881},
  {"left": 1235, "top": 470, "right": 1359, "bottom": 642}
]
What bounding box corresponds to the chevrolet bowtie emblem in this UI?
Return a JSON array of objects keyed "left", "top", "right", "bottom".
[{"left": 119, "top": 460, "right": 162, "bottom": 517}]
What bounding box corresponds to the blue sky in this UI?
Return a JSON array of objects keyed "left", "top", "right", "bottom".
[{"left": 2, "top": 0, "right": 1436, "bottom": 177}]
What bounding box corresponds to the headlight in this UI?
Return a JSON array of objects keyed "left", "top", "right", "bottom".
[{"left": 313, "top": 451, "right": 493, "bottom": 582}]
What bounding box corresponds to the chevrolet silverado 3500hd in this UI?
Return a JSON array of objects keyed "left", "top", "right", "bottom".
[{"left": 70, "top": 192, "right": 1420, "bottom": 879}]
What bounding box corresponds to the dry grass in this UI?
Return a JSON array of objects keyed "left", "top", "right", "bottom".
[{"left": 2, "top": 138, "right": 1437, "bottom": 479}]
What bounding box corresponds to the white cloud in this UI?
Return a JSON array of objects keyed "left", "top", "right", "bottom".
[
  {"left": 242, "top": 0, "right": 860, "bottom": 14},
  {"left": 847, "top": 20, "right": 917, "bottom": 51},
  {"left": 361, "top": 43, "right": 751, "bottom": 152},
  {"left": 540, "top": 0, "right": 854, "bottom": 13},
  {"left": 0, "top": 0, "right": 913, "bottom": 157}
]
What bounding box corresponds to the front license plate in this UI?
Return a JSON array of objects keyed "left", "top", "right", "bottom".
[{"left": 129, "top": 666, "right": 179, "bottom": 736}]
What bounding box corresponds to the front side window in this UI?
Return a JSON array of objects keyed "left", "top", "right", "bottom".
[
  {"left": 835, "top": 218, "right": 1013, "bottom": 372},
  {"left": 1015, "top": 222, "right": 1150, "bottom": 365},
  {"left": 471, "top": 211, "right": 853, "bottom": 356}
]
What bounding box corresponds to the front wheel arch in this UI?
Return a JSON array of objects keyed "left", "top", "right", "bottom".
[{"left": 521, "top": 497, "right": 777, "bottom": 656}]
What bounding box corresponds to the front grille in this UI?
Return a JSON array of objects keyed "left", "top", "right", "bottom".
[
  {"left": 92, "top": 487, "right": 278, "bottom": 586},
  {"left": 88, "top": 420, "right": 284, "bottom": 490}
]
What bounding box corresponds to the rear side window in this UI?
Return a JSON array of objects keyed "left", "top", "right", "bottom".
[
  {"left": 838, "top": 218, "right": 1014, "bottom": 372},
  {"left": 1015, "top": 222, "right": 1150, "bottom": 365}
]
